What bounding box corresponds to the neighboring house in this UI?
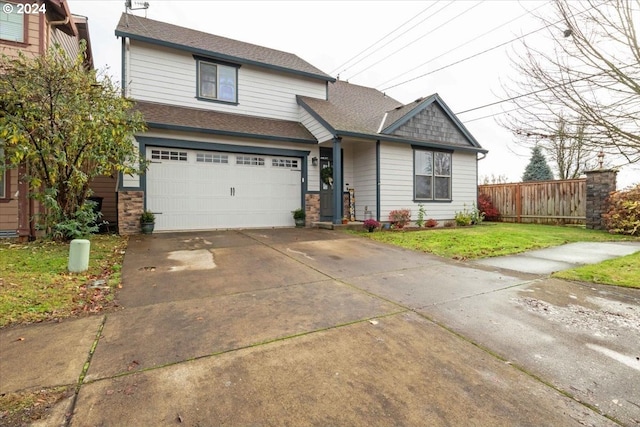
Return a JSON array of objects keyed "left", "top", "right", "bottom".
[
  {"left": 0, "top": 0, "right": 114, "bottom": 239},
  {"left": 115, "top": 14, "right": 487, "bottom": 233}
]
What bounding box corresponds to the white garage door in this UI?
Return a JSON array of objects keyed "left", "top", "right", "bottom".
[{"left": 146, "top": 147, "right": 302, "bottom": 231}]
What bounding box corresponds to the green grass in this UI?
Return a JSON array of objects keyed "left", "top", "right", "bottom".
[
  {"left": 0, "top": 234, "right": 127, "bottom": 328},
  {"left": 351, "top": 223, "right": 640, "bottom": 289},
  {"left": 356, "top": 223, "right": 637, "bottom": 259},
  {"left": 553, "top": 252, "right": 640, "bottom": 288}
]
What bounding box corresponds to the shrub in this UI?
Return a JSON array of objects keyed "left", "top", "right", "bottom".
[
  {"left": 444, "top": 220, "right": 455, "bottom": 228},
  {"left": 389, "top": 209, "right": 411, "bottom": 228},
  {"left": 363, "top": 218, "right": 381, "bottom": 231},
  {"left": 455, "top": 204, "right": 484, "bottom": 226},
  {"left": 603, "top": 184, "right": 640, "bottom": 236},
  {"left": 454, "top": 210, "right": 473, "bottom": 226},
  {"left": 415, "top": 204, "right": 426, "bottom": 227},
  {"left": 39, "top": 190, "right": 101, "bottom": 241},
  {"left": 425, "top": 218, "right": 438, "bottom": 228},
  {"left": 478, "top": 193, "right": 500, "bottom": 221}
]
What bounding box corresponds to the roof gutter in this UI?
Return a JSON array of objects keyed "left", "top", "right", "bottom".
[
  {"left": 115, "top": 30, "right": 336, "bottom": 83},
  {"left": 335, "top": 130, "right": 488, "bottom": 154}
]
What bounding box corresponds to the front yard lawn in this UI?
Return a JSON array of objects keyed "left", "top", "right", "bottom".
[
  {"left": 353, "top": 223, "right": 640, "bottom": 289},
  {"left": 553, "top": 252, "right": 640, "bottom": 288},
  {"left": 0, "top": 234, "right": 127, "bottom": 328}
]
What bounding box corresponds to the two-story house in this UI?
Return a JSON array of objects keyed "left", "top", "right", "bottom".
[
  {"left": 115, "top": 13, "right": 487, "bottom": 233},
  {"left": 0, "top": 0, "right": 108, "bottom": 239}
]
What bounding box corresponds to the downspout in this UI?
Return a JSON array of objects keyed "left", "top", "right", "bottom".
[
  {"left": 47, "top": 16, "right": 71, "bottom": 48},
  {"left": 332, "top": 136, "right": 343, "bottom": 225},
  {"left": 376, "top": 140, "right": 380, "bottom": 222},
  {"left": 476, "top": 152, "right": 486, "bottom": 210}
]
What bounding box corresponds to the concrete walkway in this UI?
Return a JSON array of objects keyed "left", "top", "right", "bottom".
[{"left": 1, "top": 230, "right": 639, "bottom": 426}]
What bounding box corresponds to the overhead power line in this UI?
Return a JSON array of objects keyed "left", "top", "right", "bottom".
[
  {"left": 346, "top": 1, "right": 483, "bottom": 81},
  {"left": 381, "top": 1, "right": 600, "bottom": 92},
  {"left": 375, "top": 1, "right": 549, "bottom": 89},
  {"left": 333, "top": 1, "right": 456, "bottom": 78},
  {"left": 454, "top": 63, "right": 636, "bottom": 119},
  {"left": 329, "top": 2, "right": 441, "bottom": 76},
  {"left": 381, "top": 23, "right": 550, "bottom": 92}
]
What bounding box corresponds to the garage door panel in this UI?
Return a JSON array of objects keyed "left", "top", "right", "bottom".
[{"left": 146, "top": 147, "right": 301, "bottom": 231}]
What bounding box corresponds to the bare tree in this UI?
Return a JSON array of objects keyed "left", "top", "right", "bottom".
[{"left": 500, "top": 0, "right": 640, "bottom": 169}]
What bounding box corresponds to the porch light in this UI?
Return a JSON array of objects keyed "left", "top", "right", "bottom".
[{"left": 311, "top": 157, "right": 318, "bottom": 166}]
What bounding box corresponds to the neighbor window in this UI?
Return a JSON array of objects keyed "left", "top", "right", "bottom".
[
  {"left": 197, "top": 59, "right": 238, "bottom": 103},
  {"left": 414, "top": 149, "right": 451, "bottom": 201},
  {"left": 0, "top": 2, "right": 25, "bottom": 43}
]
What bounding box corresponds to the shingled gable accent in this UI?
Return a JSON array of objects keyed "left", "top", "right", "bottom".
[
  {"left": 381, "top": 94, "right": 482, "bottom": 149},
  {"left": 115, "top": 14, "right": 334, "bottom": 83},
  {"left": 298, "top": 81, "right": 487, "bottom": 153},
  {"left": 134, "top": 101, "right": 317, "bottom": 144}
]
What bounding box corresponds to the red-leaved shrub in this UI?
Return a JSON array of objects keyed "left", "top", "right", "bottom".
[
  {"left": 603, "top": 184, "right": 640, "bottom": 236},
  {"left": 389, "top": 209, "right": 411, "bottom": 228},
  {"left": 478, "top": 193, "right": 500, "bottom": 221}
]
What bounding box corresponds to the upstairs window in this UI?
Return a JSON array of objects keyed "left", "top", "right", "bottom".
[
  {"left": 414, "top": 149, "right": 452, "bottom": 201},
  {"left": 0, "top": 2, "right": 25, "bottom": 43},
  {"left": 197, "top": 59, "right": 238, "bottom": 103}
]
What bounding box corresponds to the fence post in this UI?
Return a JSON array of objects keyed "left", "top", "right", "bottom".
[
  {"left": 585, "top": 169, "right": 617, "bottom": 230},
  {"left": 516, "top": 183, "right": 522, "bottom": 223}
]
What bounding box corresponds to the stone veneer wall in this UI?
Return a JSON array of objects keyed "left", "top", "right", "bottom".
[
  {"left": 118, "top": 191, "right": 144, "bottom": 235},
  {"left": 305, "top": 193, "right": 320, "bottom": 226},
  {"left": 585, "top": 169, "right": 617, "bottom": 230}
]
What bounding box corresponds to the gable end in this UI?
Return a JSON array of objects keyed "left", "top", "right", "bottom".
[{"left": 388, "top": 103, "right": 474, "bottom": 148}]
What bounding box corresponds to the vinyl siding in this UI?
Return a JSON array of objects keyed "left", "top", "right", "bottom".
[
  {"left": 49, "top": 26, "right": 81, "bottom": 59},
  {"left": 0, "top": 169, "right": 18, "bottom": 233},
  {"left": 299, "top": 106, "right": 333, "bottom": 143},
  {"left": 352, "top": 142, "right": 377, "bottom": 220},
  {"left": 127, "top": 41, "right": 327, "bottom": 121},
  {"left": 379, "top": 141, "right": 477, "bottom": 223},
  {"left": 90, "top": 175, "right": 118, "bottom": 225}
]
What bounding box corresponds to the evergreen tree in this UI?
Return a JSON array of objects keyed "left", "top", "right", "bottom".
[{"left": 522, "top": 146, "right": 554, "bottom": 181}]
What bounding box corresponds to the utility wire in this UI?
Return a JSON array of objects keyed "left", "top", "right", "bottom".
[
  {"left": 329, "top": 2, "right": 440, "bottom": 76},
  {"left": 381, "top": 24, "right": 549, "bottom": 92},
  {"left": 375, "top": 1, "right": 549, "bottom": 89},
  {"left": 382, "top": 1, "right": 600, "bottom": 92},
  {"left": 346, "top": 1, "right": 483, "bottom": 81},
  {"left": 454, "top": 63, "right": 635, "bottom": 117},
  {"left": 336, "top": 1, "right": 456, "bottom": 78}
]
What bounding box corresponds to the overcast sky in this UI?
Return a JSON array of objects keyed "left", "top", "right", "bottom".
[{"left": 66, "top": 0, "right": 638, "bottom": 189}]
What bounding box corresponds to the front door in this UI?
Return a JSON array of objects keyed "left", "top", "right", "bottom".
[{"left": 319, "top": 148, "right": 333, "bottom": 220}]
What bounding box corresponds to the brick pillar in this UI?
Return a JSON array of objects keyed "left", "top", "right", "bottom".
[
  {"left": 585, "top": 169, "right": 617, "bottom": 230},
  {"left": 305, "top": 193, "right": 320, "bottom": 226},
  {"left": 117, "top": 190, "right": 144, "bottom": 235}
]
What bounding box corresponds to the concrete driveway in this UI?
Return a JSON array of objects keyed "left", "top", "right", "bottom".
[{"left": 2, "top": 228, "right": 638, "bottom": 426}]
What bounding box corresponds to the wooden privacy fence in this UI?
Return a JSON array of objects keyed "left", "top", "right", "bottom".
[{"left": 479, "top": 179, "right": 587, "bottom": 225}]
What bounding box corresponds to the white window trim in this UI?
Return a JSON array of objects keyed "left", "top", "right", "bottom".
[{"left": 414, "top": 149, "right": 452, "bottom": 202}]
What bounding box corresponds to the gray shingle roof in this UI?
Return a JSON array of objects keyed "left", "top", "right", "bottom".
[
  {"left": 134, "top": 101, "right": 317, "bottom": 143},
  {"left": 298, "top": 80, "right": 403, "bottom": 135},
  {"left": 115, "top": 14, "right": 334, "bottom": 82},
  {"left": 298, "top": 81, "right": 485, "bottom": 151}
]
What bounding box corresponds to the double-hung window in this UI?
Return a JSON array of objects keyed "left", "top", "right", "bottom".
[
  {"left": 197, "top": 58, "right": 238, "bottom": 103},
  {"left": 414, "top": 149, "right": 452, "bottom": 201},
  {"left": 0, "top": 2, "right": 25, "bottom": 43}
]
